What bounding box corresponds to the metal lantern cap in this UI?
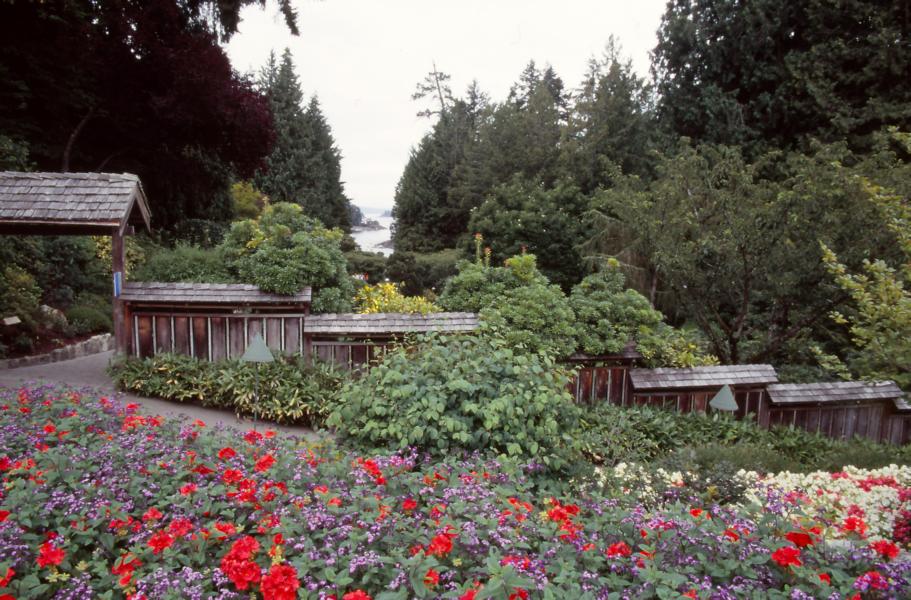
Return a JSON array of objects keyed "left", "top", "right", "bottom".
[
  {"left": 710, "top": 384, "right": 739, "bottom": 412},
  {"left": 241, "top": 333, "right": 274, "bottom": 363}
]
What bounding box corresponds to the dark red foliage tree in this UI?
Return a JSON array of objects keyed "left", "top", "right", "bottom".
[{"left": 0, "top": 0, "right": 294, "bottom": 231}]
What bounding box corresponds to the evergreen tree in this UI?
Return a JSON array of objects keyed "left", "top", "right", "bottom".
[
  {"left": 255, "top": 50, "right": 351, "bottom": 229},
  {"left": 652, "top": 0, "right": 911, "bottom": 152},
  {"left": 561, "top": 39, "right": 657, "bottom": 192}
]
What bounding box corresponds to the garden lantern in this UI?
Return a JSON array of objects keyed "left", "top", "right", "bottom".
[
  {"left": 240, "top": 333, "right": 274, "bottom": 411},
  {"left": 709, "top": 384, "right": 738, "bottom": 412}
]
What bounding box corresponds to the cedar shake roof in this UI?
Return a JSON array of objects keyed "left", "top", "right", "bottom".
[
  {"left": 304, "top": 312, "right": 478, "bottom": 335},
  {"left": 630, "top": 364, "right": 778, "bottom": 390},
  {"left": 768, "top": 381, "right": 906, "bottom": 410},
  {"left": 0, "top": 172, "right": 151, "bottom": 234},
  {"left": 121, "top": 282, "right": 311, "bottom": 305}
]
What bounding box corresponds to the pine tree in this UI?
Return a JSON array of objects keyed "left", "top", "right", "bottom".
[{"left": 254, "top": 49, "right": 351, "bottom": 229}]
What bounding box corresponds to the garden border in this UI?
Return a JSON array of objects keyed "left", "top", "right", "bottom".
[{"left": 0, "top": 333, "right": 113, "bottom": 370}]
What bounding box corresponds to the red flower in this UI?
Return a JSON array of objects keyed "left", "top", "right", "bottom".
[
  {"left": 689, "top": 508, "right": 703, "bottom": 518},
  {"left": 169, "top": 518, "right": 194, "bottom": 537},
  {"left": 255, "top": 454, "right": 276, "bottom": 473},
  {"left": 870, "top": 539, "right": 900, "bottom": 560},
  {"left": 403, "top": 498, "right": 418, "bottom": 511},
  {"left": 682, "top": 591, "right": 697, "bottom": 599},
  {"left": 0, "top": 567, "right": 14, "bottom": 587},
  {"left": 771, "top": 546, "right": 802, "bottom": 568},
  {"left": 148, "top": 531, "right": 175, "bottom": 555},
  {"left": 723, "top": 529, "right": 740, "bottom": 542},
  {"left": 260, "top": 563, "right": 300, "bottom": 600},
  {"left": 37, "top": 542, "right": 65, "bottom": 567},
  {"left": 426, "top": 531, "right": 455, "bottom": 557},
  {"left": 424, "top": 568, "right": 439, "bottom": 588},
  {"left": 179, "top": 483, "right": 198, "bottom": 496},
  {"left": 215, "top": 522, "right": 237, "bottom": 538},
  {"left": 244, "top": 430, "right": 264, "bottom": 444},
  {"left": 855, "top": 570, "right": 888, "bottom": 591},
  {"left": 142, "top": 507, "right": 163, "bottom": 521},
  {"left": 342, "top": 592, "right": 372, "bottom": 600},
  {"left": 43, "top": 423, "right": 56, "bottom": 434},
  {"left": 606, "top": 541, "right": 632, "bottom": 558},
  {"left": 219, "top": 447, "right": 237, "bottom": 460},
  {"left": 818, "top": 572, "right": 831, "bottom": 585},
  {"left": 785, "top": 531, "right": 814, "bottom": 548},
  {"left": 0, "top": 511, "right": 9, "bottom": 523},
  {"left": 223, "top": 469, "right": 244, "bottom": 484},
  {"left": 111, "top": 554, "right": 141, "bottom": 587},
  {"left": 841, "top": 516, "right": 868, "bottom": 537},
  {"left": 220, "top": 536, "right": 261, "bottom": 590},
  {"left": 508, "top": 589, "right": 529, "bottom": 600}
]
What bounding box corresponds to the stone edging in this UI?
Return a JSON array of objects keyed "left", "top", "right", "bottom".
[{"left": 0, "top": 334, "right": 113, "bottom": 370}]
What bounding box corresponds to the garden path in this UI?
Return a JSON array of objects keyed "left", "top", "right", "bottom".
[{"left": 0, "top": 351, "right": 321, "bottom": 440}]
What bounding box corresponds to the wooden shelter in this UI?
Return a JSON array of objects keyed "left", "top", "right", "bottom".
[
  {"left": 766, "top": 381, "right": 910, "bottom": 443},
  {"left": 121, "top": 282, "right": 313, "bottom": 361},
  {"left": 0, "top": 172, "right": 151, "bottom": 353},
  {"left": 628, "top": 364, "right": 778, "bottom": 420}
]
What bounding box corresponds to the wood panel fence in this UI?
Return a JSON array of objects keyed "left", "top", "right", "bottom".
[{"left": 127, "top": 310, "right": 908, "bottom": 446}]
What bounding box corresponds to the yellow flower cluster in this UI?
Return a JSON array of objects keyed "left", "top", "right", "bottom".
[{"left": 354, "top": 282, "right": 440, "bottom": 315}]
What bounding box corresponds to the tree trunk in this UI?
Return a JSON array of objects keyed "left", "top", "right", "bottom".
[{"left": 61, "top": 108, "right": 94, "bottom": 172}]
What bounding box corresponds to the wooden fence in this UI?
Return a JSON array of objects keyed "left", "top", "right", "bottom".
[
  {"left": 130, "top": 311, "right": 394, "bottom": 369},
  {"left": 128, "top": 311, "right": 908, "bottom": 445}
]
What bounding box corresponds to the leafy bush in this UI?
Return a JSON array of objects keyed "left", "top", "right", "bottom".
[
  {"left": 65, "top": 304, "right": 112, "bottom": 335},
  {"left": 345, "top": 250, "right": 387, "bottom": 281},
  {"left": 328, "top": 333, "right": 583, "bottom": 474},
  {"left": 438, "top": 253, "right": 547, "bottom": 313},
  {"left": 0, "top": 265, "right": 41, "bottom": 330},
  {"left": 570, "top": 269, "right": 716, "bottom": 367},
  {"left": 579, "top": 402, "right": 910, "bottom": 469},
  {"left": 385, "top": 248, "right": 460, "bottom": 296},
  {"left": 355, "top": 282, "right": 440, "bottom": 314},
  {"left": 109, "top": 353, "right": 344, "bottom": 427},
  {"left": 219, "top": 203, "right": 354, "bottom": 311},
  {"left": 479, "top": 282, "right": 577, "bottom": 357},
  {"left": 131, "top": 244, "right": 233, "bottom": 284}
]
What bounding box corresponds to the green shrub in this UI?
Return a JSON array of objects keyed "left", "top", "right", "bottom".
[
  {"left": 570, "top": 269, "right": 716, "bottom": 366},
  {"left": 109, "top": 353, "right": 345, "bottom": 427},
  {"left": 385, "top": 249, "right": 460, "bottom": 296},
  {"left": 579, "top": 402, "right": 909, "bottom": 469},
  {"left": 65, "top": 305, "right": 112, "bottom": 335},
  {"left": 131, "top": 244, "right": 234, "bottom": 283},
  {"left": 479, "top": 282, "right": 577, "bottom": 357},
  {"left": 328, "top": 333, "right": 583, "bottom": 475},
  {"left": 438, "top": 253, "right": 548, "bottom": 312},
  {"left": 345, "top": 250, "right": 387, "bottom": 282},
  {"left": 220, "top": 203, "right": 354, "bottom": 311},
  {"left": 0, "top": 266, "right": 42, "bottom": 330}
]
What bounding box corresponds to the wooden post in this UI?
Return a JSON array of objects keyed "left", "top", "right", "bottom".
[{"left": 112, "top": 231, "right": 126, "bottom": 354}]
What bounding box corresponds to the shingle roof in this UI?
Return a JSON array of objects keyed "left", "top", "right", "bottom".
[
  {"left": 121, "top": 282, "right": 311, "bottom": 304},
  {"left": 0, "top": 171, "right": 150, "bottom": 233},
  {"left": 768, "top": 381, "right": 906, "bottom": 409},
  {"left": 304, "top": 312, "right": 478, "bottom": 335},
  {"left": 630, "top": 364, "right": 778, "bottom": 390}
]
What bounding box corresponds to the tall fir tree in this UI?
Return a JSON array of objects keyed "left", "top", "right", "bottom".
[{"left": 255, "top": 49, "right": 351, "bottom": 229}]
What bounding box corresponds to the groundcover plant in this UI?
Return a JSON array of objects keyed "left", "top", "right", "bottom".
[{"left": 0, "top": 385, "right": 909, "bottom": 599}]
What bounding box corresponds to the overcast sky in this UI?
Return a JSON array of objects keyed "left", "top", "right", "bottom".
[{"left": 226, "top": 0, "right": 667, "bottom": 213}]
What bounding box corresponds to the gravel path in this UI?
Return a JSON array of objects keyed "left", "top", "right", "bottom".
[{"left": 0, "top": 350, "right": 321, "bottom": 439}]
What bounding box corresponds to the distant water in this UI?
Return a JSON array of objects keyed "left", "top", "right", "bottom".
[{"left": 351, "top": 214, "right": 394, "bottom": 256}]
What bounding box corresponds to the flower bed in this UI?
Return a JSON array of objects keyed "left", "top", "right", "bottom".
[
  {"left": 603, "top": 463, "right": 911, "bottom": 544},
  {"left": 0, "top": 385, "right": 909, "bottom": 599}
]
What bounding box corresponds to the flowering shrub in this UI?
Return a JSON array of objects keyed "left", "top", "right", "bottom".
[
  {"left": 603, "top": 463, "right": 911, "bottom": 543},
  {"left": 742, "top": 466, "right": 911, "bottom": 542},
  {"left": 1, "top": 385, "right": 910, "bottom": 599},
  {"left": 354, "top": 282, "right": 439, "bottom": 315}
]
